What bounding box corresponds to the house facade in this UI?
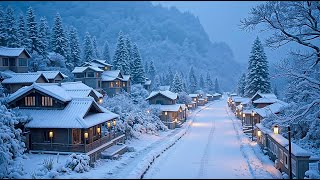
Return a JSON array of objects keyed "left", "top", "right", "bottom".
[
  {"left": 101, "top": 70, "right": 131, "bottom": 96},
  {"left": 0, "top": 46, "right": 31, "bottom": 73},
  {"left": 7, "top": 83, "right": 125, "bottom": 164},
  {"left": 72, "top": 66, "right": 103, "bottom": 92}
]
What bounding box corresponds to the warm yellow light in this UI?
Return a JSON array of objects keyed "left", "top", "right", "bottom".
[
  {"left": 251, "top": 111, "right": 255, "bottom": 116},
  {"left": 84, "top": 132, "right": 88, "bottom": 139},
  {"left": 242, "top": 114, "right": 245, "bottom": 118},
  {"left": 179, "top": 109, "right": 182, "bottom": 112},
  {"left": 147, "top": 110, "right": 150, "bottom": 113},
  {"left": 98, "top": 98, "right": 103, "bottom": 104},
  {"left": 240, "top": 111, "right": 242, "bottom": 115},
  {"left": 175, "top": 118, "right": 178, "bottom": 123},
  {"left": 274, "top": 125, "right": 279, "bottom": 134},
  {"left": 97, "top": 127, "right": 101, "bottom": 134},
  {"left": 164, "top": 111, "right": 167, "bottom": 115},
  {"left": 107, "top": 121, "right": 111, "bottom": 128},
  {"left": 49, "top": 131, "right": 53, "bottom": 138},
  {"left": 257, "top": 130, "right": 261, "bottom": 137},
  {"left": 113, "top": 119, "right": 116, "bottom": 126}
]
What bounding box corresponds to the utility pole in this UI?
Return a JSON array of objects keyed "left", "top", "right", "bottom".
[{"left": 288, "top": 126, "right": 292, "bottom": 179}]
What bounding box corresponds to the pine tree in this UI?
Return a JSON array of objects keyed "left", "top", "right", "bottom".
[
  {"left": 113, "top": 31, "right": 130, "bottom": 74},
  {"left": 92, "top": 36, "right": 100, "bottom": 59},
  {"left": 126, "top": 36, "right": 133, "bottom": 72},
  {"left": 0, "top": 7, "right": 5, "bottom": 46},
  {"left": 102, "top": 40, "right": 111, "bottom": 63},
  {"left": 69, "top": 27, "right": 81, "bottom": 66},
  {"left": 166, "top": 67, "right": 174, "bottom": 85},
  {"left": 244, "top": 37, "right": 271, "bottom": 97},
  {"left": 16, "top": 13, "right": 28, "bottom": 48},
  {"left": 38, "top": 17, "right": 49, "bottom": 57},
  {"left": 237, "top": 73, "right": 246, "bottom": 96},
  {"left": 131, "top": 43, "right": 145, "bottom": 84},
  {"left": 199, "top": 74, "right": 204, "bottom": 90},
  {"left": 145, "top": 61, "right": 149, "bottom": 76},
  {"left": 170, "top": 72, "right": 183, "bottom": 93},
  {"left": 273, "top": 84, "right": 278, "bottom": 97},
  {"left": 5, "top": 7, "right": 18, "bottom": 47},
  {"left": 153, "top": 75, "right": 161, "bottom": 90},
  {"left": 214, "top": 78, "right": 222, "bottom": 94},
  {"left": 188, "top": 66, "right": 197, "bottom": 93},
  {"left": 64, "top": 30, "right": 72, "bottom": 67},
  {"left": 83, "top": 31, "right": 93, "bottom": 62},
  {"left": 26, "top": 6, "right": 38, "bottom": 53},
  {"left": 148, "top": 60, "right": 156, "bottom": 81},
  {"left": 51, "top": 13, "right": 68, "bottom": 57},
  {"left": 205, "top": 72, "right": 213, "bottom": 92}
]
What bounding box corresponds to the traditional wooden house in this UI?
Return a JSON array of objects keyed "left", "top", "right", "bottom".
[
  {"left": 101, "top": 70, "right": 131, "bottom": 96},
  {"left": 6, "top": 83, "right": 125, "bottom": 164},
  {"left": 206, "top": 94, "right": 213, "bottom": 101},
  {"left": 255, "top": 124, "right": 320, "bottom": 179},
  {"left": 143, "top": 78, "right": 152, "bottom": 92},
  {"left": 253, "top": 101, "right": 288, "bottom": 124},
  {"left": 72, "top": 66, "right": 103, "bottom": 92},
  {"left": 82, "top": 59, "right": 113, "bottom": 71},
  {"left": 0, "top": 46, "right": 31, "bottom": 73},
  {"left": 197, "top": 98, "right": 207, "bottom": 106},
  {"left": 37, "top": 71, "right": 67, "bottom": 83},
  {"left": 251, "top": 92, "right": 278, "bottom": 108},
  {"left": 1, "top": 73, "right": 49, "bottom": 93},
  {"left": 146, "top": 90, "right": 187, "bottom": 129},
  {"left": 187, "top": 101, "right": 197, "bottom": 110},
  {"left": 212, "top": 93, "right": 222, "bottom": 100},
  {"left": 189, "top": 94, "right": 199, "bottom": 107}
]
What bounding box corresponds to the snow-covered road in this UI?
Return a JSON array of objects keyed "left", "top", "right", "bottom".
[{"left": 144, "top": 98, "right": 279, "bottom": 179}]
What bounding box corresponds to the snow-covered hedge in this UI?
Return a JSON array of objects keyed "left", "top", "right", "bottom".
[
  {"left": 102, "top": 84, "right": 168, "bottom": 139},
  {"left": 0, "top": 104, "right": 29, "bottom": 179},
  {"left": 64, "top": 153, "right": 90, "bottom": 173}
]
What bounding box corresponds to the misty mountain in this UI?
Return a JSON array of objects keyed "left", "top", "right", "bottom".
[{"left": 2, "top": 1, "right": 243, "bottom": 90}]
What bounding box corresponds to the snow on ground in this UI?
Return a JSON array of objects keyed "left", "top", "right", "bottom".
[{"left": 144, "top": 96, "right": 282, "bottom": 179}]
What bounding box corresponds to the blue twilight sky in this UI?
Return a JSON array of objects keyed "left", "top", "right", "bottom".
[{"left": 152, "top": 1, "right": 295, "bottom": 65}]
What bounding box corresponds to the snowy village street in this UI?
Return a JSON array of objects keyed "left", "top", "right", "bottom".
[{"left": 144, "top": 97, "right": 281, "bottom": 179}]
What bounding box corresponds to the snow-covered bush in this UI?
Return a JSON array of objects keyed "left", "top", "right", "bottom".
[
  {"left": 177, "top": 92, "right": 192, "bottom": 105},
  {"left": 0, "top": 104, "right": 28, "bottom": 179},
  {"left": 305, "top": 169, "right": 320, "bottom": 179},
  {"left": 64, "top": 153, "right": 90, "bottom": 173},
  {"left": 102, "top": 86, "right": 168, "bottom": 139}
]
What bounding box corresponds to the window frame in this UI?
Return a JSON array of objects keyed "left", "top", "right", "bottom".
[
  {"left": 87, "top": 72, "right": 94, "bottom": 78},
  {"left": 2, "top": 58, "right": 9, "bottom": 66},
  {"left": 9, "top": 58, "right": 15, "bottom": 66},
  {"left": 18, "top": 58, "right": 28, "bottom": 66}
]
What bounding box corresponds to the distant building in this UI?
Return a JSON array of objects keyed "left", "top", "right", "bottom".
[
  {"left": 143, "top": 77, "right": 152, "bottom": 92},
  {"left": 0, "top": 46, "right": 31, "bottom": 73}
]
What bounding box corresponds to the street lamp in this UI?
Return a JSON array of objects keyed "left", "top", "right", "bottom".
[
  {"left": 273, "top": 125, "right": 279, "bottom": 134},
  {"left": 251, "top": 110, "right": 255, "bottom": 141},
  {"left": 49, "top": 131, "right": 53, "bottom": 147},
  {"left": 242, "top": 113, "right": 245, "bottom": 126},
  {"left": 84, "top": 131, "right": 88, "bottom": 152},
  {"left": 288, "top": 126, "right": 292, "bottom": 179}
]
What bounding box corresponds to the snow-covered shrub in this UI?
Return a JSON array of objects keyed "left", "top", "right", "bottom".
[
  {"left": 305, "top": 169, "right": 320, "bottom": 179},
  {"left": 65, "top": 153, "right": 90, "bottom": 173},
  {"left": 102, "top": 87, "right": 168, "bottom": 139},
  {"left": 177, "top": 92, "right": 192, "bottom": 104},
  {"left": 0, "top": 103, "right": 28, "bottom": 178},
  {"left": 42, "top": 157, "right": 54, "bottom": 171}
]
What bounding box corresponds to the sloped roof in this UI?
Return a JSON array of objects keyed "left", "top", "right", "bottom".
[
  {"left": 72, "top": 66, "right": 103, "bottom": 73},
  {"left": 253, "top": 97, "right": 278, "bottom": 104},
  {"left": 36, "top": 71, "right": 67, "bottom": 80},
  {"left": 101, "top": 70, "right": 122, "bottom": 81},
  {"left": 7, "top": 83, "right": 72, "bottom": 103},
  {"left": 232, "top": 96, "right": 247, "bottom": 103},
  {"left": 122, "top": 75, "right": 130, "bottom": 81},
  {"left": 240, "top": 98, "right": 251, "bottom": 105},
  {"left": 156, "top": 104, "right": 181, "bottom": 112},
  {"left": 17, "top": 98, "right": 118, "bottom": 128},
  {"left": 146, "top": 90, "right": 177, "bottom": 100},
  {"left": 92, "top": 59, "right": 113, "bottom": 66},
  {"left": 60, "top": 81, "right": 92, "bottom": 90},
  {"left": 0, "top": 69, "right": 15, "bottom": 78},
  {"left": 206, "top": 94, "right": 213, "bottom": 97},
  {"left": 1, "top": 73, "right": 49, "bottom": 84},
  {"left": 60, "top": 82, "right": 103, "bottom": 98},
  {"left": 212, "top": 93, "right": 222, "bottom": 96},
  {"left": 254, "top": 101, "right": 289, "bottom": 118},
  {"left": 0, "top": 46, "right": 31, "bottom": 57},
  {"left": 189, "top": 94, "right": 199, "bottom": 98}
]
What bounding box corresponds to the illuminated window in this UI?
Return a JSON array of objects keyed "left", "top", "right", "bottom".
[
  {"left": 41, "top": 96, "right": 53, "bottom": 106},
  {"left": 24, "top": 96, "right": 35, "bottom": 106},
  {"left": 110, "top": 82, "right": 114, "bottom": 87},
  {"left": 104, "top": 67, "right": 108, "bottom": 70},
  {"left": 122, "top": 82, "right": 126, "bottom": 87},
  {"left": 116, "top": 81, "right": 120, "bottom": 87}
]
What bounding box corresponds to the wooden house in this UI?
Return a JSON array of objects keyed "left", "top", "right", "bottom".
[
  {"left": 37, "top": 71, "right": 67, "bottom": 83},
  {"left": 206, "top": 94, "right": 213, "bottom": 101},
  {"left": 189, "top": 94, "right": 199, "bottom": 107},
  {"left": 72, "top": 66, "right": 103, "bottom": 92},
  {"left": 6, "top": 83, "right": 125, "bottom": 164},
  {"left": 101, "top": 70, "right": 131, "bottom": 96},
  {"left": 212, "top": 93, "right": 222, "bottom": 100},
  {"left": 0, "top": 46, "right": 31, "bottom": 73},
  {"left": 82, "top": 59, "right": 113, "bottom": 71},
  {"left": 251, "top": 92, "right": 277, "bottom": 108}
]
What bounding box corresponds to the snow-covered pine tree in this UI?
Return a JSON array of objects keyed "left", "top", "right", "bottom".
[
  {"left": 188, "top": 66, "right": 197, "bottom": 93},
  {"left": 69, "top": 27, "right": 81, "bottom": 67},
  {"left": 37, "top": 17, "right": 49, "bottom": 57},
  {"left": 126, "top": 36, "right": 133, "bottom": 74},
  {"left": 205, "top": 72, "right": 213, "bottom": 92},
  {"left": 214, "top": 78, "right": 222, "bottom": 94},
  {"left": 148, "top": 60, "right": 156, "bottom": 81},
  {"left": 102, "top": 40, "right": 111, "bottom": 64},
  {"left": 244, "top": 37, "right": 271, "bottom": 97},
  {"left": 51, "top": 13, "right": 68, "bottom": 58},
  {"left": 64, "top": 30, "right": 72, "bottom": 69},
  {"left": 273, "top": 84, "right": 278, "bottom": 97},
  {"left": 237, "top": 73, "right": 246, "bottom": 97},
  {"left": 170, "top": 72, "right": 183, "bottom": 93},
  {"left": 83, "top": 31, "right": 93, "bottom": 62},
  {"left": 144, "top": 61, "right": 149, "bottom": 76},
  {"left": 199, "top": 74, "right": 204, "bottom": 90},
  {"left": 153, "top": 75, "right": 161, "bottom": 91},
  {"left": 112, "top": 31, "right": 129, "bottom": 74},
  {"left": 16, "top": 13, "right": 28, "bottom": 48},
  {"left": 92, "top": 36, "right": 100, "bottom": 59},
  {"left": 0, "top": 7, "right": 5, "bottom": 46},
  {"left": 5, "top": 7, "right": 18, "bottom": 47},
  {"left": 26, "top": 6, "right": 38, "bottom": 53},
  {"left": 131, "top": 43, "right": 145, "bottom": 84},
  {"left": 166, "top": 67, "right": 174, "bottom": 86}
]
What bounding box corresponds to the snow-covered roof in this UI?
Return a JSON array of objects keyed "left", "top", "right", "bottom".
[
  {"left": 1, "top": 73, "right": 49, "bottom": 84},
  {"left": 60, "top": 81, "right": 91, "bottom": 90},
  {"left": 253, "top": 97, "right": 278, "bottom": 104},
  {"left": 178, "top": 103, "right": 187, "bottom": 110},
  {"left": 0, "top": 69, "right": 15, "bottom": 78},
  {"left": 256, "top": 123, "right": 272, "bottom": 134},
  {"left": 0, "top": 46, "right": 31, "bottom": 57},
  {"left": 18, "top": 98, "right": 118, "bottom": 128},
  {"left": 254, "top": 101, "right": 288, "bottom": 118},
  {"left": 7, "top": 83, "right": 72, "bottom": 103},
  {"left": 72, "top": 66, "right": 103, "bottom": 73},
  {"left": 232, "top": 97, "right": 246, "bottom": 103},
  {"left": 92, "top": 59, "right": 113, "bottom": 67},
  {"left": 212, "top": 93, "right": 222, "bottom": 96},
  {"left": 240, "top": 98, "right": 251, "bottom": 105},
  {"left": 198, "top": 98, "right": 205, "bottom": 101},
  {"left": 189, "top": 94, "right": 199, "bottom": 98},
  {"left": 252, "top": 92, "right": 277, "bottom": 100},
  {"left": 82, "top": 59, "right": 113, "bottom": 68},
  {"left": 230, "top": 93, "right": 237, "bottom": 96},
  {"left": 206, "top": 94, "right": 213, "bottom": 97},
  {"left": 122, "top": 75, "right": 130, "bottom": 81},
  {"left": 36, "top": 71, "right": 67, "bottom": 80},
  {"left": 60, "top": 82, "right": 103, "bottom": 98},
  {"left": 159, "top": 86, "right": 170, "bottom": 91},
  {"left": 146, "top": 90, "right": 177, "bottom": 100},
  {"left": 101, "top": 70, "right": 122, "bottom": 81},
  {"left": 158, "top": 104, "right": 182, "bottom": 112}
]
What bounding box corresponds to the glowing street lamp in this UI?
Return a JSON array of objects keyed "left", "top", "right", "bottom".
[
  {"left": 251, "top": 110, "right": 255, "bottom": 141},
  {"left": 84, "top": 131, "right": 88, "bottom": 152},
  {"left": 97, "top": 127, "right": 101, "bottom": 135},
  {"left": 49, "top": 131, "right": 53, "bottom": 147},
  {"left": 257, "top": 130, "right": 261, "bottom": 137},
  {"left": 273, "top": 125, "right": 279, "bottom": 134}
]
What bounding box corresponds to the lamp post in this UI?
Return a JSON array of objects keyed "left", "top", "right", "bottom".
[
  {"left": 84, "top": 131, "right": 88, "bottom": 152},
  {"left": 288, "top": 126, "right": 292, "bottom": 179},
  {"left": 113, "top": 119, "right": 117, "bottom": 137},
  {"left": 251, "top": 111, "right": 255, "bottom": 141},
  {"left": 164, "top": 111, "right": 168, "bottom": 126},
  {"left": 49, "top": 131, "right": 53, "bottom": 148}
]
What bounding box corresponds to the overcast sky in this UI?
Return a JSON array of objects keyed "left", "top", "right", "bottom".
[{"left": 152, "top": 1, "right": 292, "bottom": 65}]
